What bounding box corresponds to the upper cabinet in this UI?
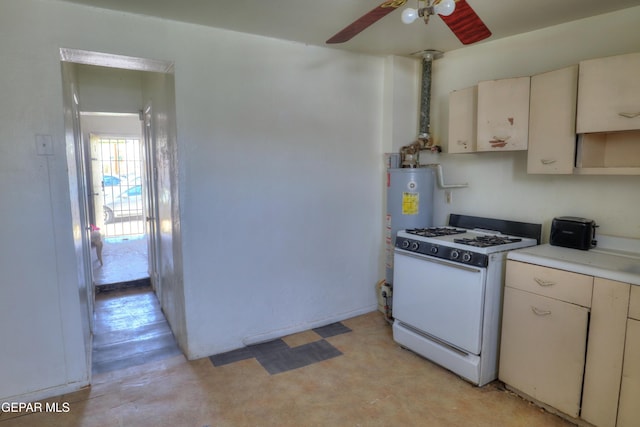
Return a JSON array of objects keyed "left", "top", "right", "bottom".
[
  {"left": 575, "top": 53, "right": 640, "bottom": 175},
  {"left": 577, "top": 52, "right": 640, "bottom": 133},
  {"left": 448, "top": 86, "right": 477, "bottom": 153},
  {"left": 446, "top": 52, "right": 640, "bottom": 174},
  {"left": 527, "top": 65, "right": 579, "bottom": 174},
  {"left": 477, "top": 76, "right": 530, "bottom": 151}
]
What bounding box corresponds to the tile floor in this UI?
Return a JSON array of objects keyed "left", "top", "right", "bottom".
[
  {"left": 210, "top": 322, "right": 351, "bottom": 375},
  {"left": 93, "top": 235, "right": 149, "bottom": 288},
  {"left": 0, "top": 287, "right": 573, "bottom": 427}
]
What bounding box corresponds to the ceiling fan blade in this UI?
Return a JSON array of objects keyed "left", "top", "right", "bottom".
[
  {"left": 326, "top": 0, "right": 407, "bottom": 44},
  {"left": 439, "top": 0, "right": 491, "bottom": 45}
]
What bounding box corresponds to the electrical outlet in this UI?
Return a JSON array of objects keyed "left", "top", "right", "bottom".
[
  {"left": 445, "top": 190, "right": 452, "bottom": 204},
  {"left": 36, "top": 134, "right": 54, "bottom": 156}
]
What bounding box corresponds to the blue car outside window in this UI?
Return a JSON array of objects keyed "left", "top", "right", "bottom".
[
  {"left": 126, "top": 185, "right": 142, "bottom": 196},
  {"left": 103, "top": 175, "right": 121, "bottom": 186}
]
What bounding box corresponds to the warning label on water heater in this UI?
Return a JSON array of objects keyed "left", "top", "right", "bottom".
[{"left": 402, "top": 192, "right": 419, "bottom": 215}]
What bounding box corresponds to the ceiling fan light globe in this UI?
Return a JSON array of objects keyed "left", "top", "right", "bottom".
[
  {"left": 434, "top": 0, "right": 455, "bottom": 16},
  {"left": 401, "top": 8, "right": 419, "bottom": 24}
]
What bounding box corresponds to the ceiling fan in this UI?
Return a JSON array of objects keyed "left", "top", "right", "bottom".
[{"left": 326, "top": 0, "right": 491, "bottom": 46}]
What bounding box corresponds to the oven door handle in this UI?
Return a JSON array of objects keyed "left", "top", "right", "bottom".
[{"left": 395, "top": 249, "right": 483, "bottom": 274}]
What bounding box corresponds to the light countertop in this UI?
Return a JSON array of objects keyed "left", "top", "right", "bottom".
[{"left": 508, "top": 235, "right": 640, "bottom": 286}]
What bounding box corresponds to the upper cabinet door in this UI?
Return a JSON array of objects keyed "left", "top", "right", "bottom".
[
  {"left": 477, "top": 76, "right": 531, "bottom": 151},
  {"left": 448, "top": 86, "right": 477, "bottom": 153},
  {"left": 577, "top": 52, "right": 640, "bottom": 133},
  {"left": 527, "top": 65, "right": 579, "bottom": 174}
]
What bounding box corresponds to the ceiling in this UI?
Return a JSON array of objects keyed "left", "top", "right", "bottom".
[{"left": 59, "top": 0, "right": 640, "bottom": 56}]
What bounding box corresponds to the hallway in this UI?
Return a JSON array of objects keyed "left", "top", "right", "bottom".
[
  {"left": 92, "top": 288, "right": 181, "bottom": 375},
  {"left": 90, "top": 231, "right": 178, "bottom": 374}
]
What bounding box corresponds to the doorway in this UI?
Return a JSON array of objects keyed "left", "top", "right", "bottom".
[
  {"left": 83, "top": 125, "right": 150, "bottom": 290},
  {"left": 60, "top": 48, "right": 184, "bottom": 380}
]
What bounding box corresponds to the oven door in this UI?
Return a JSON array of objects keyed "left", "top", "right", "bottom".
[{"left": 393, "top": 249, "right": 487, "bottom": 355}]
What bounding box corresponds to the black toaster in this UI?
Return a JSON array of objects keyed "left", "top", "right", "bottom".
[{"left": 550, "top": 217, "right": 598, "bottom": 250}]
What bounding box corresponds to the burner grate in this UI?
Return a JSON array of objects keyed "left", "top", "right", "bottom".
[
  {"left": 454, "top": 236, "right": 522, "bottom": 248},
  {"left": 406, "top": 227, "right": 467, "bottom": 238}
]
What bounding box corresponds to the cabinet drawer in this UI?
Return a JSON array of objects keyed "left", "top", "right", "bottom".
[
  {"left": 506, "top": 261, "right": 593, "bottom": 307},
  {"left": 630, "top": 286, "right": 640, "bottom": 320}
]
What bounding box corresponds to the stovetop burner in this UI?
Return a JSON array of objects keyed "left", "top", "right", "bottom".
[
  {"left": 453, "top": 235, "right": 523, "bottom": 248},
  {"left": 395, "top": 215, "right": 541, "bottom": 268},
  {"left": 406, "top": 227, "right": 467, "bottom": 238}
]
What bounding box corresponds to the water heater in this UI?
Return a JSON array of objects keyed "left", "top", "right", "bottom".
[{"left": 385, "top": 167, "right": 435, "bottom": 284}]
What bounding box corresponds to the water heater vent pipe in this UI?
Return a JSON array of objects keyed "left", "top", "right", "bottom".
[{"left": 428, "top": 164, "right": 468, "bottom": 189}]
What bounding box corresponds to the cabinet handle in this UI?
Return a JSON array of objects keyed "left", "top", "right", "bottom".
[
  {"left": 531, "top": 306, "right": 552, "bottom": 316},
  {"left": 540, "top": 159, "right": 556, "bottom": 165},
  {"left": 534, "top": 277, "right": 555, "bottom": 287},
  {"left": 618, "top": 112, "right": 640, "bottom": 119}
]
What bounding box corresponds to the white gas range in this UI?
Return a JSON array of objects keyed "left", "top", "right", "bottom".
[{"left": 392, "top": 214, "right": 541, "bottom": 386}]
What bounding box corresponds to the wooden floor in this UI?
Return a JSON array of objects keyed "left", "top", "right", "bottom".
[{"left": 92, "top": 287, "right": 181, "bottom": 374}]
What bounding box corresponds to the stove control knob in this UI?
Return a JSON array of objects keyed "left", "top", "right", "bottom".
[
  {"left": 430, "top": 246, "right": 438, "bottom": 254},
  {"left": 401, "top": 240, "right": 410, "bottom": 249},
  {"left": 451, "top": 250, "right": 460, "bottom": 260},
  {"left": 410, "top": 241, "right": 420, "bottom": 251},
  {"left": 462, "top": 252, "right": 472, "bottom": 262}
]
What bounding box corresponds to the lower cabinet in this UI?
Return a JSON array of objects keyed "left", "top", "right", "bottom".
[
  {"left": 617, "top": 287, "right": 640, "bottom": 427},
  {"left": 500, "top": 261, "right": 637, "bottom": 427},
  {"left": 499, "top": 286, "right": 589, "bottom": 417},
  {"left": 581, "top": 278, "right": 630, "bottom": 427},
  {"left": 618, "top": 319, "right": 640, "bottom": 426}
]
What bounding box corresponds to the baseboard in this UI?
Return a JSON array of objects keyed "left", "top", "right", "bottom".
[
  {"left": 185, "top": 304, "right": 377, "bottom": 360},
  {"left": 242, "top": 305, "right": 377, "bottom": 347}
]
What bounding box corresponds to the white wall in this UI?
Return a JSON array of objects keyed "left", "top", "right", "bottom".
[
  {"left": 419, "top": 7, "right": 640, "bottom": 240},
  {"left": 173, "top": 27, "right": 385, "bottom": 357},
  {"left": 0, "top": 4, "right": 90, "bottom": 401},
  {"left": 0, "top": 0, "right": 384, "bottom": 402}
]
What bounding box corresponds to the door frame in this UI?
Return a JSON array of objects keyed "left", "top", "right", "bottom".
[
  {"left": 142, "top": 103, "right": 161, "bottom": 296},
  {"left": 60, "top": 48, "right": 181, "bottom": 378}
]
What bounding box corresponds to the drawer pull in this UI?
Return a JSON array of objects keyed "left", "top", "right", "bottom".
[
  {"left": 618, "top": 112, "right": 640, "bottom": 119},
  {"left": 534, "top": 277, "right": 556, "bottom": 287},
  {"left": 531, "top": 306, "right": 552, "bottom": 316},
  {"left": 540, "top": 159, "right": 556, "bottom": 165}
]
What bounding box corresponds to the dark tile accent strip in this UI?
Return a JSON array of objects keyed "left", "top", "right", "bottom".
[
  {"left": 209, "top": 338, "right": 290, "bottom": 367},
  {"left": 209, "top": 346, "right": 256, "bottom": 367},
  {"left": 248, "top": 339, "right": 290, "bottom": 357},
  {"left": 256, "top": 339, "right": 342, "bottom": 375},
  {"left": 209, "top": 322, "right": 351, "bottom": 374},
  {"left": 312, "top": 322, "right": 352, "bottom": 338}
]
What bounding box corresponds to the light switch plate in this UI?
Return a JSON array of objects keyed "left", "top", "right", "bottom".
[{"left": 36, "top": 134, "right": 54, "bottom": 156}]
